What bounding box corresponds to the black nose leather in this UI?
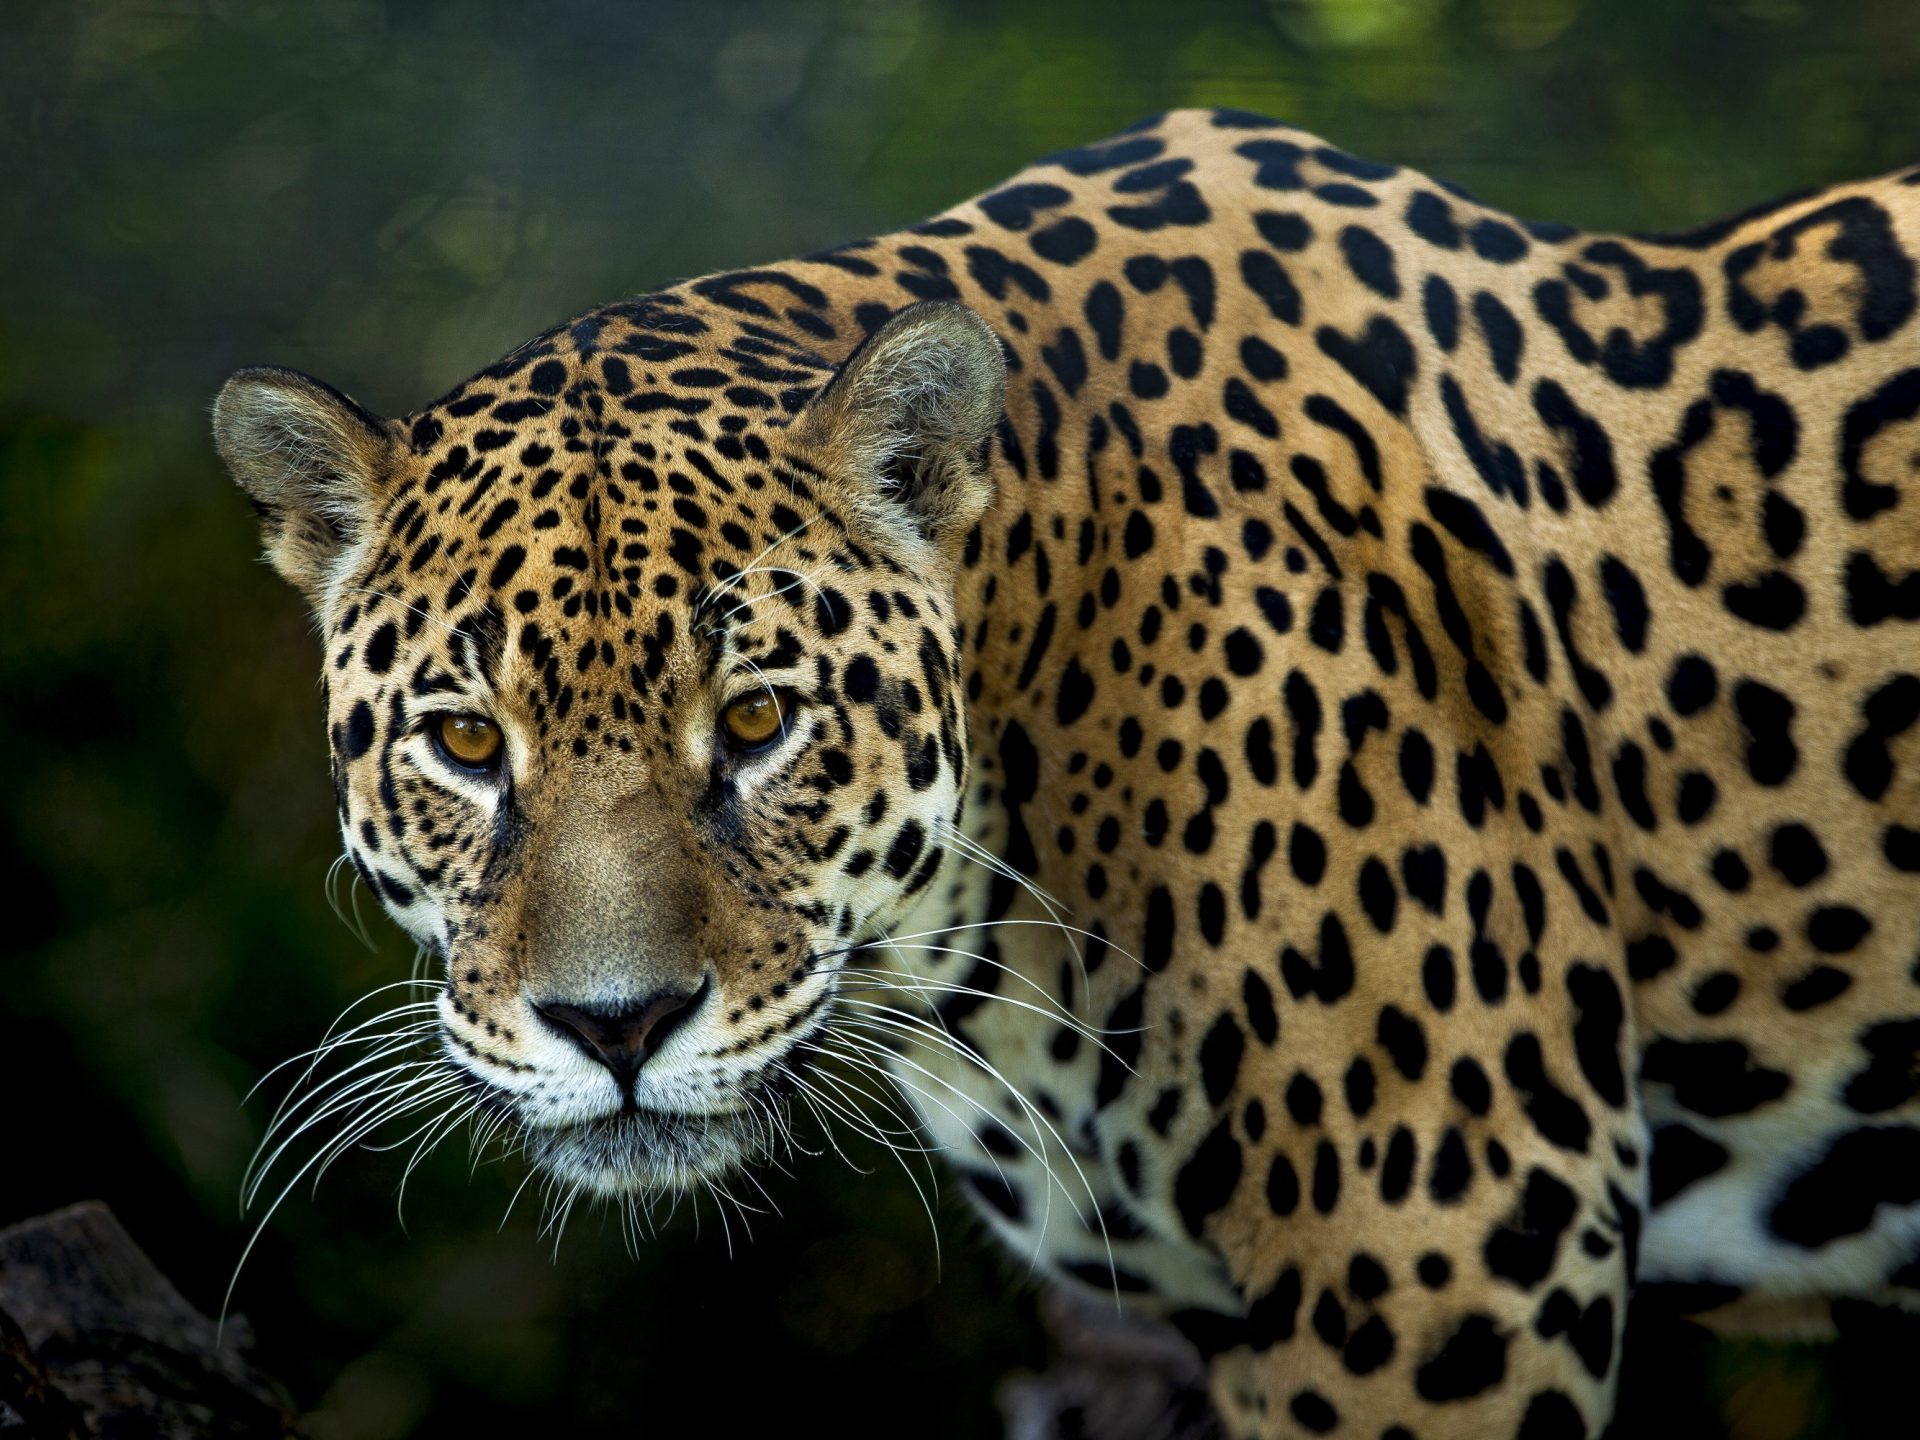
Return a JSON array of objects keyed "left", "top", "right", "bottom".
[{"left": 534, "top": 987, "right": 701, "bottom": 1082}]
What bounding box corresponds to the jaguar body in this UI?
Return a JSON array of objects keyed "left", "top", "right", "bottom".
[{"left": 216, "top": 109, "right": 1920, "bottom": 1437}]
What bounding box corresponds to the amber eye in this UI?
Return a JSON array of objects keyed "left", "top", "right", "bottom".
[
  {"left": 721, "top": 689, "right": 791, "bottom": 753},
  {"left": 431, "top": 713, "right": 504, "bottom": 772}
]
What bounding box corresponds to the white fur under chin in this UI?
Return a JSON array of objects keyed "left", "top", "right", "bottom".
[{"left": 521, "top": 1106, "right": 758, "bottom": 1197}]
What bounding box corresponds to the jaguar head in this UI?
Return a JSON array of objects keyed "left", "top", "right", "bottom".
[{"left": 215, "top": 297, "right": 1004, "bottom": 1196}]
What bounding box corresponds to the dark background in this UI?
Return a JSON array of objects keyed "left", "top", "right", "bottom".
[{"left": 3, "top": 3, "right": 1916, "bottom": 1436}]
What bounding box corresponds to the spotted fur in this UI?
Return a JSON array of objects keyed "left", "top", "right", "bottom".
[{"left": 217, "top": 110, "right": 1920, "bottom": 1438}]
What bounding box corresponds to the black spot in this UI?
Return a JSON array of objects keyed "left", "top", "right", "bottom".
[
  {"left": 1239, "top": 250, "right": 1301, "bottom": 325},
  {"left": 1312, "top": 1139, "right": 1341, "bottom": 1213},
  {"left": 1542, "top": 582, "right": 1618, "bottom": 730},
  {"left": 1666, "top": 654, "right": 1718, "bottom": 716},
  {"left": 363, "top": 623, "right": 398, "bottom": 674},
  {"left": 1649, "top": 1123, "right": 1731, "bottom": 1206},
  {"left": 1286, "top": 1072, "right": 1324, "bottom": 1127},
  {"left": 1423, "top": 945, "right": 1457, "bottom": 1012},
  {"left": 1200, "top": 1013, "right": 1245, "bottom": 1106},
  {"left": 1339, "top": 225, "right": 1400, "bottom": 298},
  {"left": 1842, "top": 1019, "right": 1920, "bottom": 1113},
  {"left": 1401, "top": 728, "right": 1435, "bottom": 803},
  {"left": 1266, "top": 1152, "right": 1301, "bottom": 1216},
  {"left": 1358, "top": 858, "right": 1397, "bottom": 934},
  {"left": 1289, "top": 821, "right": 1326, "bottom": 885},
  {"left": 1769, "top": 1126, "right": 1920, "bottom": 1247},
  {"left": 488, "top": 543, "right": 526, "bottom": 592},
  {"left": 1429, "top": 1127, "right": 1472, "bottom": 1203},
  {"left": 1426, "top": 489, "right": 1514, "bottom": 576},
  {"left": 1055, "top": 658, "right": 1095, "bottom": 725},
  {"left": 1691, "top": 970, "right": 1741, "bottom": 1014},
  {"left": 1406, "top": 191, "right": 1462, "bottom": 248},
  {"left": 1312, "top": 1288, "right": 1347, "bottom": 1349},
  {"left": 1316, "top": 316, "right": 1416, "bottom": 416},
  {"left": 1807, "top": 905, "right": 1871, "bottom": 954},
  {"left": 1240, "top": 336, "right": 1288, "bottom": 382},
  {"left": 1640, "top": 1038, "right": 1791, "bottom": 1117},
  {"left": 340, "top": 701, "right": 375, "bottom": 760},
  {"left": 1415, "top": 1315, "right": 1509, "bottom": 1401},
  {"left": 1473, "top": 290, "right": 1524, "bottom": 382},
  {"left": 1886, "top": 825, "right": 1920, "bottom": 872},
  {"left": 1242, "top": 968, "right": 1278, "bottom": 1045},
  {"left": 1223, "top": 626, "right": 1263, "bottom": 676},
  {"left": 1471, "top": 218, "right": 1531, "bottom": 263},
  {"left": 1380, "top": 1127, "right": 1416, "bottom": 1204},
  {"left": 1780, "top": 965, "right": 1853, "bottom": 1012},
  {"left": 1425, "top": 273, "right": 1461, "bottom": 351},
  {"left": 1344, "top": 1057, "right": 1376, "bottom": 1118},
  {"left": 979, "top": 182, "right": 1071, "bottom": 231},
  {"left": 1843, "top": 674, "right": 1920, "bottom": 801},
  {"left": 963, "top": 1168, "right": 1023, "bottom": 1221},
  {"left": 1289, "top": 1390, "right": 1339, "bottom": 1434},
  {"left": 1254, "top": 209, "right": 1313, "bottom": 251},
  {"left": 1030, "top": 217, "right": 1097, "bottom": 265},
  {"left": 1534, "top": 240, "right": 1703, "bottom": 388},
  {"left": 1567, "top": 965, "right": 1627, "bottom": 1107},
  {"left": 883, "top": 819, "right": 926, "bottom": 879},
  {"left": 1376, "top": 1006, "right": 1428, "bottom": 1081},
  {"left": 1484, "top": 1167, "right": 1578, "bottom": 1290},
  {"left": 1279, "top": 912, "right": 1355, "bottom": 1005},
  {"left": 1348, "top": 1254, "right": 1389, "bottom": 1301},
  {"left": 1611, "top": 743, "right": 1655, "bottom": 831},
  {"left": 842, "top": 655, "right": 880, "bottom": 703},
  {"left": 1733, "top": 679, "right": 1797, "bottom": 785},
  {"left": 1600, "top": 556, "right": 1649, "bottom": 653},
  {"left": 1142, "top": 885, "right": 1176, "bottom": 972},
  {"left": 1450, "top": 1057, "right": 1492, "bottom": 1116},
  {"left": 1174, "top": 1118, "right": 1243, "bottom": 1237},
  {"left": 1517, "top": 1390, "right": 1588, "bottom": 1440},
  {"left": 1129, "top": 360, "right": 1169, "bottom": 399},
  {"left": 1246, "top": 1265, "right": 1302, "bottom": 1348},
  {"left": 1504, "top": 1035, "right": 1592, "bottom": 1151},
  {"left": 1534, "top": 378, "right": 1618, "bottom": 508},
  {"left": 1040, "top": 326, "right": 1088, "bottom": 396},
  {"left": 969, "top": 245, "right": 1050, "bottom": 303},
  {"left": 1083, "top": 280, "right": 1122, "bottom": 358},
  {"left": 1107, "top": 158, "right": 1210, "bottom": 231},
  {"left": 1727, "top": 198, "right": 1916, "bottom": 370},
  {"left": 1675, "top": 772, "right": 1716, "bottom": 825}
]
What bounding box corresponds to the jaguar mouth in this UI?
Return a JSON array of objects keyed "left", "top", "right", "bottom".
[
  {"left": 522, "top": 1105, "right": 759, "bottom": 1194},
  {"left": 444, "top": 1026, "right": 823, "bottom": 1199}
]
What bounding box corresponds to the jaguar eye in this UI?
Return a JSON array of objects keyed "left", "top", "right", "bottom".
[
  {"left": 721, "top": 688, "right": 792, "bottom": 753},
  {"left": 431, "top": 713, "right": 504, "bottom": 772}
]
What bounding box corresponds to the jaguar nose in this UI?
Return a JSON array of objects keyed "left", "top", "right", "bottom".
[{"left": 533, "top": 982, "right": 705, "bottom": 1084}]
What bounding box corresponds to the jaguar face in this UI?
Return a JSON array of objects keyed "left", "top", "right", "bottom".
[{"left": 216, "top": 298, "right": 1005, "bottom": 1196}]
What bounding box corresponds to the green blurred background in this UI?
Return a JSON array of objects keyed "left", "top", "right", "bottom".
[{"left": 3, "top": 2, "right": 1916, "bottom": 1436}]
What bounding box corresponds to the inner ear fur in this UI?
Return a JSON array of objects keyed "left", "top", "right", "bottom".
[
  {"left": 212, "top": 366, "right": 396, "bottom": 608},
  {"left": 797, "top": 300, "right": 1006, "bottom": 553}
]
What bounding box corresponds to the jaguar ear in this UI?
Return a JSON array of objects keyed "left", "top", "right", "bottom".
[
  {"left": 213, "top": 366, "right": 397, "bottom": 609},
  {"left": 798, "top": 300, "right": 1005, "bottom": 554}
]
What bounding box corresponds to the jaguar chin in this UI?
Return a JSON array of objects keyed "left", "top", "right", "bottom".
[{"left": 519, "top": 1105, "right": 763, "bottom": 1196}]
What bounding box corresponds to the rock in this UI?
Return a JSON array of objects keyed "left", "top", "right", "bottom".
[{"left": 0, "top": 1201, "right": 303, "bottom": 1438}]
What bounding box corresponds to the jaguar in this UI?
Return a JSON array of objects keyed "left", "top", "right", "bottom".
[{"left": 215, "top": 108, "right": 1920, "bottom": 1437}]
